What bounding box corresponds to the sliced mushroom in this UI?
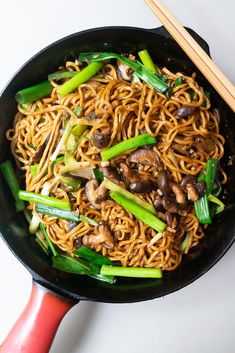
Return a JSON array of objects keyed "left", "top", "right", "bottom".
[
  {"left": 85, "top": 179, "right": 108, "bottom": 209},
  {"left": 180, "top": 175, "right": 196, "bottom": 191},
  {"left": 120, "top": 163, "right": 153, "bottom": 193},
  {"left": 92, "top": 129, "right": 111, "bottom": 149},
  {"left": 129, "top": 149, "right": 159, "bottom": 166},
  {"left": 82, "top": 223, "right": 114, "bottom": 249},
  {"left": 120, "top": 163, "right": 140, "bottom": 183},
  {"left": 157, "top": 171, "right": 170, "bottom": 195},
  {"left": 186, "top": 183, "right": 199, "bottom": 202},
  {"left": 176, "top": 106, "right": 195, "bottom": 117},
  {"left": 100, "top": 166, "right": 120, "bottom": 183},
  {"left": 195, "top": 181, "right": 206, "bottom": 197},
  {"left": 171, "top": 143, "right": 189, "bottom": 156},
  {"left": 29, "top": 134, "right": 50, "bottom": 164},
  {"left": 193, "top": 137, "right": 215, "bottom": 153},
  {"left": 162, "top": 196, "right": 187, "bottom": 216},
  {"left": 117, "top": 60, "right": 132, "bottom": 81},
  {"left": 170, "top": 183, "right": 186, "bottom": 204}
]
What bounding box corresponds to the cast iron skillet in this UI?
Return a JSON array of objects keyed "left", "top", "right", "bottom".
[{"left": 0, "top": 26, "right": 235, "bottom": 353}]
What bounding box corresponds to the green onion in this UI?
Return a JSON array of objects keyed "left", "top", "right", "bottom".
[
  {"left": 93, "top": 169, "right": 104, "bottom": 182},
  {"left": 73, "top": 106, "right": 82, "bottom": 117},
  {"left": 208, "top": 194, "right": 225, "bottom": 214},
  {"left": 181, "top": 233, "right": 190, "bottom": 251},
  {"left": 36, "top": 204, "right": 79, "bottom": 221},
  {"left": 110, "top": 192, "right": 166, "bottom": 233},
  {"left": 39, "top": 223, "right": 57, "bottom": 256},
  {"left": 202, "top": 91, "right": 211, "bottom": 107},
  {"left": 79, "top": 215, "right": 98, "bottom": 226},
  {"left": 71, "top": 123, "right": 87, "bottom": 138},
  {"left": 101, "top": 133, "right": 156, "bottom": 161},
  {"left": 138, "top": 49, "right": 157, "bottom": 74},
  {"left": 30, "top": 164, "right": 38, "bottom": 176},
  {"left": 104, "top": 179, "right": 156, "bottom": 214},
  {"left": 53, "top": 156, "right": 64, "bottom": 165},
  {"left": 0, "top": 160, "right": 25, "bottom": 212},
  {"left": 60, "top": 175, "right": 81, "bottom": 191},
  {"left": 35, "top": 204, "right": 98, "bottom": 226},
  {"left": 50, "top": 116, "right": 77, "bottom": 161},
  {"left": 204, "top": 158, "right": 218, "bottom": 194},
  {"left": 57, "top": 62, "right": 103, "bottom": 96},
  {"left": 52, "top": 254, "right": 91, "bottom": 274},
  {"left": 15, "top": 81, "right": 53, "bottom": 104},
  {"left": 194, "top": 158, "right": 219, "bottom": 224},
  {"left": 19, "top": 190, "right": 71, "bottom": 210},
  {"left": 48, "top": 71, "right": 77, "bottom": 81},
  {"left": 90, "top": 264, "right": 115, "bottom": 284},
  {"left": 100, "top": 265, "right": 162, "bottom": 278},
  {"left": 173, "top": 76, "right": 184, "bottom": 87},
  {"left": 79, "top": 52, "right": 169, "bottom": 93},
  {"left": 74, "top": 245, "right": 113, "bottom": 265}
]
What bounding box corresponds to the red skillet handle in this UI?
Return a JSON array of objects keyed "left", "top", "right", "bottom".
[{"left": 0, "top": 281, "right": 76, "bottom": 353}]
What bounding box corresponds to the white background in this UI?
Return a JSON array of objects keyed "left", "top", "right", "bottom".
[{"left": 0, "top": 1, "right": 235, "bottom": 352}]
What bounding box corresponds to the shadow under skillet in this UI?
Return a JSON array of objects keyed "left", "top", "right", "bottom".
[{"left": 50, "top": 301, "right": 98, "bottom": 353}]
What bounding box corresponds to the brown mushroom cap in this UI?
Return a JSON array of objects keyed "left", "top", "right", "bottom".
[
  {"left": 129, "top": 148, "right": 159, "bottom": 166},
  {"left": 92, "top": 129, "right": 111, "bottom": 149},
  {"left": 82, "top": 223, "right": 114, "bottom": 249},
  {"left": 176, "top": 106, "right": 195, "bottom": 117},
  {"left": 117, "top": 60, "right": 133, "bottom": 81},
  {"left": 85, "top": 179, "right": 108, "bottom": 209}
]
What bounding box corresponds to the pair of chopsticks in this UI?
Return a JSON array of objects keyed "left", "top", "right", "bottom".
[{"left": 145, "top": 0, "right": 235, "bottom": 112}]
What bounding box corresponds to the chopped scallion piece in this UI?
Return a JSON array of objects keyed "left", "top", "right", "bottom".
[
  {"left": 138, "top": 49, "right": 158, "bottom": 74},
  {"left": 48, "top": 71, "right": 77, "bottom": 81},
  {"left": 110, "top": 192, "right": 166, "bottom": 233},
  {"left": 19, "top": 190, "right": 71, "bottom": 210},
  {"left": 101, "top": 133, "right": 156, "bottom": 161},
  {"left": 100, "top": 265, "right": 162, "bottom": 278},
  {"left": 0, "top": 160, "right": 25, "bottom": 212},
  {"left": 15, "top": 81, "right": 53, "bottom": 104},
  {"left": 57, "top": 62, "right": 103, "bottom": 96}
]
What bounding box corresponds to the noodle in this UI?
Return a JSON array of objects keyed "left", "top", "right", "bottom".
[{"left": 7, "top": 58, "right": 226, "bottom": 271}]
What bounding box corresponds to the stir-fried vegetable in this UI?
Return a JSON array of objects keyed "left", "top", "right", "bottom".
[
  {"left": 208, "top": 194, "right": 225, "bottom": 214},
  {"left": 194, "top": 158, "right": 221, "bottom": 224},
  {"left": 52, "top": 254, "right": 92, "bottom": 274},
  {"left": 101, "top": 133, "right": 156, "bottom": 161},
  {"left": 19, "top": 190, "right": 71, "bottom": 210},
  {"left": 104, "top": 179, "right": 156, "bottom": 214},
  {"left": 79, "top": 52, "right": 169, "bottom": 93},
  {"left": 73, "top": 245, "right": 113, "bottom": 265},
  {"left": 0, "top": 160, "right": 25, "bottom": 212},
  {"left": 15, "top": 81, "right": 53, "bottom": 104},
  {"left": 138, "top": 49, "right": 158, "bottom": 74},
  {"left": 100, "top": 265, "right": 162, "bottom": 278},
  {"left": 39, "top": 223, "right": 57, "bottom": 256},
  {"left": 48, "top": 71, "right": 77, "bottom": 81},
  {"left": 35, "top": 204, "right": 98, "bottom": 226},
  {"left": 52, "top": 254, "right": 115, "bottom": 283},
  {"left": 173, "top": 76, "right": 184, "bottom": 87},
  {"left": 57, "top": 62, "right": 103, "bottom": 96},
  {"left": 110, "top": 192, "right": 166, "bottom": 233}
]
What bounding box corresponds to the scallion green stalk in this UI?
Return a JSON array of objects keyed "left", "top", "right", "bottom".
[
  {"left": 208, "top": 194, "right": 225, "bottom": 214},
  {"left": 39, "top": 223, "right": 57, "bottom": 256},
  {"left": 15, "top": 81, "right": 53, "bottom": 104},
  {"left": 48, "top": 71, "right": 77, "bottom": 81},
  {"left": 19, "top": 190, "right": 71, "bottom": 210},
  {"left": 100, "top": 265, "right": 162, "bottom": 278},
  {"left": 104, "top": 179, "right": 156, "bottom": 214},
  {"left": 138, "top": 49, "right": 157, "bottom": 74},
  {"left": 30, "top": 164, "right": 38, "bottom": 176},
  {"left": 110, "top": 192, "right": 166, "bottom": 233},
  {"left": 74, "top": 245, "right": 113, "bottom": 265},
  {"left": 57, "top": 62, "right": 103, "bottom": 96},
  {"left": 0, "top": 160, "right": 25, "bottom": 212},
  {"left": 79, "top": 52, "right": 169, "bottom": 93},
  {"left": 101, "top": 133, "right": 156, "bottom": 161}
]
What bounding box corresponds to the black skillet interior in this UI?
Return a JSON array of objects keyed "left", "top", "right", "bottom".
[{"left": 0, "top": 26, "right": 235, "bottom": 303}]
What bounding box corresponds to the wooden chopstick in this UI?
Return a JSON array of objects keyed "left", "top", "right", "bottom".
[{"left": 145, "top": 0, "right": 235, "bottom": 112}]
